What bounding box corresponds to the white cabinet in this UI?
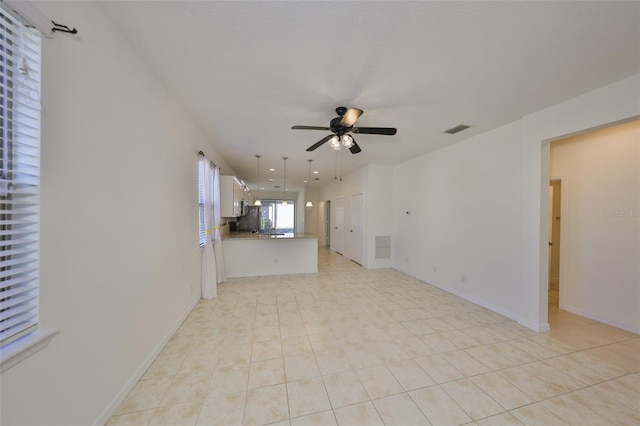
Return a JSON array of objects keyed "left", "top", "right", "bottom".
[{"left": 220, "top": 175, "right": 245, "bottom": 217}]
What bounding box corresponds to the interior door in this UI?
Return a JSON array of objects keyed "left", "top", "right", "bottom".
[
  {"left": 333, "top": 196, "right": 344, "bottom": 254},
  {"left": 350, "top": 193, "right": 364, "bottom": 265}
]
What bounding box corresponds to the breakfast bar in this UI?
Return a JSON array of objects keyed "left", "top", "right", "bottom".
[{"left": 222, "top": 233, "right": 318, "bottom": 278}]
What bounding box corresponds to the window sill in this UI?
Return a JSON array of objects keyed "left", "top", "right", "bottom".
[{"left": 0, "top": 329, "right": 59, "bottom": 373}]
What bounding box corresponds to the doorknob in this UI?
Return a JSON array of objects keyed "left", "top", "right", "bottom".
[{"left": 548, "top": 242, "right": 553, "bottom": 246}]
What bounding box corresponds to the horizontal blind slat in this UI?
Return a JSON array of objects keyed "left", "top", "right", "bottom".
[
  {"left": 0, "top": 292, "right": 37, "bottom": 311},
  {"left": 0, "top": 301, "right": 38, "bottom": 327},
  {"left": 0, "top": 265, "right": 38, "bottom": 281},
  {"left": 0, "top": 255, "right": 38, "bottom": 269},
  {"left": 0, "top": 320, "right": 38, "bottom": 344},
  {"left": 0, "top": 278, "right": 37, "bottom": 294}
]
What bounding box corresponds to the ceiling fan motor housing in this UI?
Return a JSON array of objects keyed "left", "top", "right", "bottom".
[{"left": 330, "top": 116, "right": 349, "bottom": 134}]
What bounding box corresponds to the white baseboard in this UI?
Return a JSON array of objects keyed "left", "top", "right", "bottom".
[
  {"left": 518, "top": 318, "right": 550, "bottom": 332},
  {"left": 94, "top": 294, "right": 201, "bottom": 426},
  {"left": 394, "top": 266, "right": 556, "bottom": 333},
  {"left": 561, "top": 304, "right": 640, "bottom": 335}
]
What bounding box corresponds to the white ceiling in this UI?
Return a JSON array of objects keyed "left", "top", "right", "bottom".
[{"left": 101, "top": 1, "right": 639, "bottom": 192}]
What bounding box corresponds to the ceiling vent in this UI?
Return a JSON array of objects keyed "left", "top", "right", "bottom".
[{"left": 444, "top": 124, "right": 470, "bottom": 134}]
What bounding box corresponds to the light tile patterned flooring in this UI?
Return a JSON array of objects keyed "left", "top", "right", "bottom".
[{"left": 108, "top": 247, "right": 639, "bottom": 425}]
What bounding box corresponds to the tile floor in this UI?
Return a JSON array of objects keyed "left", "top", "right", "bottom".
[{"left": 108, "top": 246, "right": 639, "bottom": 425}]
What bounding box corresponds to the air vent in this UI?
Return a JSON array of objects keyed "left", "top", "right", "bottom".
[
  {"left": 444, "top": 124, "right": 470, "bottom": 134},
  {"left": 274, "top": 185, "right": 281, "bottom": 189}
]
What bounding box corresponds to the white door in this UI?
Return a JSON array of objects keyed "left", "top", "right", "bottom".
[
  {"left": 350, "top": 193, "right": 364, "bottom": 265},
  {"left": 333, "top": 196, "right": 344, "bottom": 254}
]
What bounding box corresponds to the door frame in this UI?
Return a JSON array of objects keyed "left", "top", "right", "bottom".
[
  {"left": 325, "top": 200, "right": 331, "bottom": 246},
  {"left": 333, "top": 196, "right": 345, "bottom": 254},
  {"left": 548, "top": 177, "right": 563, "bottom": 316},
  {"left": 350, "top": 192, "right": 364, "bottom": 265}
]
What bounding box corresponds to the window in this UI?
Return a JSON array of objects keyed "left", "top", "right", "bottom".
[
  {"left": 258, "top": 199, "right": 295, "bottom": 233},
  {"left": 198, "top": 157, "right": 214, "bottom": 247},
  {"left": 0, "top": 6, "right": 42, "bottom": 350}
]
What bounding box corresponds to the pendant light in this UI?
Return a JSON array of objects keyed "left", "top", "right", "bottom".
[
  {"left": 281, "top": 156, "right": 288, "bottom": 206},
  {"left": 305, "top": 159, "right": 313, "bottom": 207},
  {"left": 254, "top": 155, "right": 262, "bottom": 206}
]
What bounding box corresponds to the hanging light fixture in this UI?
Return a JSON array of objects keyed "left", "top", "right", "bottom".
[
  {"left": 305, "top": 159, "right": 313, "bottom": 208},
  {"left": 281, "top": 156, "right": 288, "bottom": 206},
  {"left": 341, "top": 134, "right": 354, "bottom": 149},
  {"left": 254, "top": 155, "right": 262, "bottom": 206},
  {"left": 329, "top": 135, "right": 341, "bottom": 150}
]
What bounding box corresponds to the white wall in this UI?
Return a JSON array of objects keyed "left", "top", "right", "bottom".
[
  {"left": 317, "top": 200, "right": 327, "bottom": 245},
  {"left": 304, "top": 186, "right": 320, "bottom": 235},
  {"left": 392, "top": 74, "right": 640, "bottom": 331},
  {"left": 550, "top": 120, "right": 639, "bottom": 332},
  {"left": 393, "top": 122, "right": 523, "bottom": 320},
  {"left": 365, "top": 165, "right": 395, "bottom": 269},
  {"left": 0, "top": 2, "right": 231, "bottom": 425}
]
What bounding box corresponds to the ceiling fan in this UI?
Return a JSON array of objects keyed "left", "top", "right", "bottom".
[{"left": 292, "top": 106, "right": 397, "bottom": 154}]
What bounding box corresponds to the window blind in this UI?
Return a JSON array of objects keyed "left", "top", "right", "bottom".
[
  {"left": 198, "top": 160, "right": 206, "bottom": 247},
  {"left": 0, "top": 5, "right": 41, "bottom": 347},
  {"left": 198, "top": 158, "right": 214, "bottom": 248}
]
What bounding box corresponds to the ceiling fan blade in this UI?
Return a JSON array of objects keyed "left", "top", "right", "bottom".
[
  {"left": 352, "top": 127, "right": 397, "bottom": 135},
  {"left": 306, "top": 134, "right": 334, "bottom": 152},
  {"left": 292, "top": 125, "right": 331, "bottom": 131},
  {"left": 340, "top": 108, "right": 364, "bottom": 127},
  {"left": 349, "top": 138, "right": 361, "bottom": 154}
]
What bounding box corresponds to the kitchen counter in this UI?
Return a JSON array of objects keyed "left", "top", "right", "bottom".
[
  {"left": 224, "top": 232, "right": 318, "bottom": 240},
  {"left": 222, "top": 233, "right": 318, "bottom": 278}
]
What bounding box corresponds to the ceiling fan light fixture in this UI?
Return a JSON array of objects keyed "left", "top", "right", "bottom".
[
  {"left": 254, "top": 154, "right": 262, "bottom": 206},
  {"left": 281, "top": 156, "right": 288, "bottom": 206},
  {"left": 306, "top": 159, "right": 313, "bottom": 208},
  {"left": 341, "top": 134, "right": 354, "bottom": 148},
  {"left": 329, "top": 135, "right": 340, "bottom": 150}
]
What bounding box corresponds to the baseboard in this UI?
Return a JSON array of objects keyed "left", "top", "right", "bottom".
[
  {"left": 392, "top": 268, "right": 536, "bottom": 331},
  {"left": 94, "top": 294, "right": 201, "bottom": 426},
  {"left": 518, "top": 317, "right": 550, "bottom": 332},
  {"left": 434, "top": 283, "right": 520, "bottom": 323},
  {"left": 561, "top": 304, "right": 640, "bottom": 335}
]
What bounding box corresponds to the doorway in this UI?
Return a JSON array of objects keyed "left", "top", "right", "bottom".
[{"left": 548, "top": 179, "right": 562, "bottom": 315}]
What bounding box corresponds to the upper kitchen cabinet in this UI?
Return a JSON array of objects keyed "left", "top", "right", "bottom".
[{"left": 220, "top": 175, "right": 246, "bottom": 217}]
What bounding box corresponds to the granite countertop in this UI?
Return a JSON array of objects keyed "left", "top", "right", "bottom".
[{"left": 223, "top": 232, "right": 318, "bottom": 240}]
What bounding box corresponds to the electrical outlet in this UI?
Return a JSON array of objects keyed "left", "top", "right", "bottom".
[
  {"left": 461, "top": 274, "right": 466, "bottom": 282},
  {"left": 274, "top": 258, "right": 278, "bottom": 264},
  {"left": 433, "top": 266, "right": 437, "bottom": 272}
]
